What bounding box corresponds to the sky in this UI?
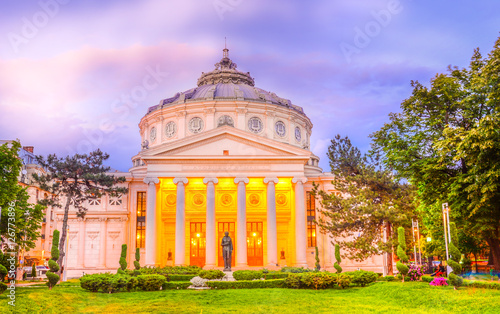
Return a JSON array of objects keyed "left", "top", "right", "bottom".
[{"left": 1, "top": 0, "right": 499, "bottom": 172}]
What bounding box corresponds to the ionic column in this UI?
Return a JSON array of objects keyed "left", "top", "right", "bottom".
[
  {"left": 203, "top": 178, "right": 218, "bottom": 268},
  {"left": 144, "top": 177, "right": 159, "bottom": 266},
  {"left": 173, "top": 177, "right": 189, "bottom": 266},
  {"left": 234, "top": 177, "right": 249, "bottom": 267},
  {"left": 292, "top": 177, "right": 308, "bottom": 267},
  {"left": 264, "top": 177, "right": 279, "bottom": 267},
  {"left": 99, "top": 218, "right": 108, "bottom": 268}
]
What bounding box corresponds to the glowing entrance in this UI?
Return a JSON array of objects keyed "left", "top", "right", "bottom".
[
  {"left": 247, "top": 222, "right": 263, "bottom": 266},
  {"left": 190, "top": 222, "right": 206, "bottom": 268}
]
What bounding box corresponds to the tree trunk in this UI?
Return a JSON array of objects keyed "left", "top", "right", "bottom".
[
  {"left": 57, "top": 196, "right": 71, "bottom": 275},
  {"left": 386, "top": 222, "right": 393, "bottom": 275},
  {"left": 485, "top": 237, "right": 500, "bottom": 272}
]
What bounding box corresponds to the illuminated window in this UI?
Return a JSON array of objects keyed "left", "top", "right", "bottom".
[
  {"left": 136, "top": 192, "right": 146, "bottom": 248},
  {"left": 306, "top": 191, "right": 317, "bottom": 247}
]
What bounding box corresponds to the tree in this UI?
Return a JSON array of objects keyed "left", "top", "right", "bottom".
[
  {"left": 134, "top": 248, "right": 141, "bottom": 276},
  {"left": 313, "top": 135, "right": 416, "bottom": 271},
  {"left": 0, "top": 141, "right": 44, "bottom": 255},
  {"left": 371, "top": 35, "right": 500, "bottom": 271},
  {"left": 396, "top": 227, "right": 409, "bottom": 282},
  {"left": 31, "top": 264, "right": 37, "bottom": 280},
  {"left": 33, "top": 149, "right": 127, "bottom": 271},
  {"left": 46, "top": 230, "right": 60, "bottom": 290},
  {"left": 314, "top": 246, "right": 320, "bottom": 271}
]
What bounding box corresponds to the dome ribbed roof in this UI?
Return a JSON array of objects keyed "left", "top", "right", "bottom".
[{"left": 147, "top": 48, "right": 305, "bottom": 115}]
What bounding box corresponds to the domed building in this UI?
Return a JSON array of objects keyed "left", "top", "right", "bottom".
[{"left": 46, "top": 48, "right": 386, "bottom": 276}]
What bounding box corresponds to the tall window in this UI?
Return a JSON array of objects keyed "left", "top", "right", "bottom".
[
  {"left": 306, "top": 191, "right": 316, "bottom": 247},
  {"left": 136, "top": 192, "right": 146, "bottom": 248}
]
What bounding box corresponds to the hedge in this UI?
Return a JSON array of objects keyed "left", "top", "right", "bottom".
[
  {"left": 233, "top": 270, "right": 263, "bottom": 281},
  {"left": 280, "top": 267, "right": 313, "bottom": 273},
  {"left": 206, "top": 279, "right": 285, "bottom": 289},
  {"left": 345, "top": 270, "right": 378, "bottom": 287},
  {"left": 264, "top": 272, "right": 289, "bottom": 280},
  {"left": 463, "top": 280, "right": 500, "bottom": 290},
  {"left": 139, "top": 265, "right": 201, "bottom": 275},
  {"left": 198, "top": 269, "right": 225, "bottom": 280},
  {"left": 283, "top": 272, "right": 351, "bottom": 289},
  {"left": 162, "top": 281, "right": 192, "bottom": 290},
  {"left": 422, "top": 275, "right": 433, "bottom": 283},
  {"left": 166, "top": 274, "right": 197, "bottom": 282},
  {"left": 0, "top": 282, "right": 7, "bottom": 295},
  {"left": 137, "top": 274, "right": 166, "bottom": 291}
]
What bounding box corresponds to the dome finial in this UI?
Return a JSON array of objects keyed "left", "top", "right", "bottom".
[{"left": 223, "top": 36, "right": 229, "bottom": 58}]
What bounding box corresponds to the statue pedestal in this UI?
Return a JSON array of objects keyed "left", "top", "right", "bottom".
[{"left": 279, "top": 258, "right": 287, "bottom": 267}]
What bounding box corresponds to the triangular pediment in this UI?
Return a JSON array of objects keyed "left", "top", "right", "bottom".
[{"left": 142, "top": 126, "right": 311, "bottom": 158}]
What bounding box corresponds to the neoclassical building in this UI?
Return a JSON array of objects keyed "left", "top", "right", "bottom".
[{"left": 30, "top": 48, "right": 386, "bottom": 277}]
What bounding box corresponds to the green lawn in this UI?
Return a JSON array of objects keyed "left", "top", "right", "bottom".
[{"left": 2, "top": 282, "right": 500, "bottom": 313}]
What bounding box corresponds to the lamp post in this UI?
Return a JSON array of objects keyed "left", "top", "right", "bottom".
[
  {"left": 442, "top": 203, "right": 452, "bottom": 275},
  {"left": 416, "top": 220, "right": 422, "bottom": 265},
  {"left": 412, "top": 219, "right": 418, "bottom": 265}
]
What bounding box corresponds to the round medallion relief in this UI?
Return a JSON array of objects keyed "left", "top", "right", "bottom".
[
  {"left": 165, "top": 194, "right": 176, "bottom": 206},
  {"left": 248, "top": 117, "right": 263, "bottom": 133},
  {"left": 248, "top": 193, "right": 260, "bottom": 206},
  {"left": 220, "top": 193, "right": 233, "bottom": 206},
  {"left": 193, "top": 193, "right": 205, "bottom": 206},
  {"left": 188, "top": 117, "right": 204, "bottom": 134},
  {"left": 275, "top": 121, "right": 286, "bottom": 137},
  {"left": 165, "top": 121, "right": 177, "bottom": 138},
  {"left": 276, "top": 193, "right": 287, "bottom": 206}
]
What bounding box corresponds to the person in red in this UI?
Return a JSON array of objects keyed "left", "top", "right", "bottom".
[{"left": 431, "top": 262, "right": 445, "bottom": 277}]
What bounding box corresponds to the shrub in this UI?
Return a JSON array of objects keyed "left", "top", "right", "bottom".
[
  {"left": 162, "top": 282, "right": 191, "bottom": 290},
  {"left": 464, "top": 280, "right": 500, "bottom": 290},
  {"left": 264, "top": 272, "right": 288, "bottom": 280},
  {"left": 31, "top": 264, "right": 37, "bottom": 279},
  {"left": 301, "top": 272, "right": 337, "bottom": 290},
  {"left": 334, "top": 244, "right": 342, "bottom": 273},
  {"left": 140, "top": 265, "right": 201, "bottom": 275},
  {"left": 284, "top": 273, "right": 302, "bottom": 289},
  {"left": 429, "top": 277, "right": 448, "bottom": 286},
  {"left": 206, "top": 279, "right": 285, "bottom": 289},
  {"left": 280, "top": 267, "right": 313, "bottom": 273},
  {"left": 385, "top": 275, "right": 395, "bottom": 282},
  {"left": 233, "top": 270, "right": 263, "bottom": 281},
  {"left": 134, "top": 248, "right": 141, "bottom": 271},
  {"left": 137, "top": 274, "right": 166, "bottom": 291},
  {"left": 167, "top": 274, "right": 197, "bottom": 282},
  {"left": 396, "top": 226, "right": 409, "bottom": 282},
  {"left": 0, "top": 282, "right": 7, "bottom": 295},
  {"left": 80, "top": 273, "right": 115, "bottom": 292},
  {"left": 0, "top": 264, "right": 7, "bottom": 282},
  {"left": 198, "top": 269, "right": 225, "bottom": 280},
  {"left": 421, "top": 275, "right": 433, "bottom": 283},
  {"left": 126, "top": 277, "right": 138, "bottom": 292},
  {"left": 119, "top": 244, "right": 127, "bottom": 273},
  {"left": 337, "top": 274, "right": 351, "bottom": 289},
  {"left": 315, "top": 246, "right": 321, "bottom": 271},
  {"left": 408, "top": 264, "right": 427, "bottom": 281},
  {"left": 347, "top": 270, "right": 378, "bottom": 287},
  {"left": 47, "top": 229, "right": 60, "bottom": 290}
]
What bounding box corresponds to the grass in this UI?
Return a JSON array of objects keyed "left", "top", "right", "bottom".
[{"left": 2, "top": 281, "right": 500, "bottom": 313}]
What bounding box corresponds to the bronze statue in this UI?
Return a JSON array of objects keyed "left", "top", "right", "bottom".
[{"left": 221, "top": 231, "right": 233, "bottom": 271}]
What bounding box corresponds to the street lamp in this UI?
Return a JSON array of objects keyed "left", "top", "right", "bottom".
[{"left": 442, "top": 203, "right": 452, "bottom": 275}]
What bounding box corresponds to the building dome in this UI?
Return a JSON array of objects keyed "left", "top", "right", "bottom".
[
  {"left": 138, "top": 47, "right": 313, "bottom": 155},
  {"left": 146, "top": 48, "right": 305, "bottom": 116}
]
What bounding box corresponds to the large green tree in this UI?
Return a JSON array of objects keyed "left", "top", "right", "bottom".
[
  {"left": 33, "top": 149, "right": 127, "bottom": 270},
  {"left": 371, "top": 35, "right": 500, "bottom": 271},
  {"left": 313, "top": 135, "right": 416, "bottom": 274},
  {"left": 0, "top": 141, "right": 44, "bottom": 256}
]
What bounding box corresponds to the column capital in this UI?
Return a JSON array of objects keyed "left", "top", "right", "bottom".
[
  {"left": 143, "top": 177, "right": 159, "bottom": 185},
  {"left": 173, "top": 177, "right": 189, "bottom": 185},
  {"left": 234, "top": 177, "right": 249, "bottom": 185},
  {"left": 292, "top": 177, "right": 307, "bottom": 184},
  {"left": 203, "top": 177, "right": 219, "bottom": 185},
  {"left": 264, "top": 177, "right": 279, "bottom": 184}
]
